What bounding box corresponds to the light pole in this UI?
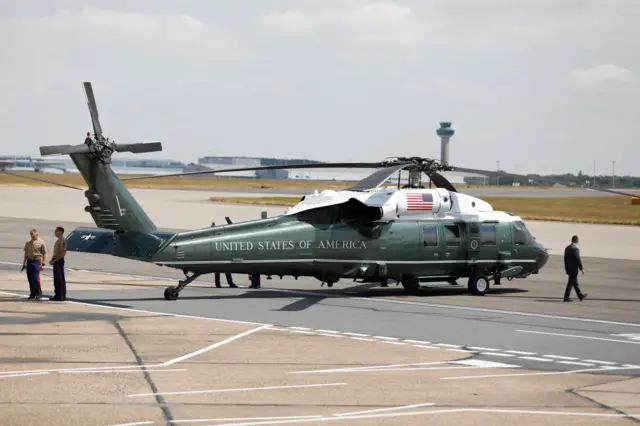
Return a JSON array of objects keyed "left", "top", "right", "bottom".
[
  {"left": 612, "top": 161, "right": 616, "bottom": 189},
  {"left": 496, "top": 160, "right": 500, "bottom": 186}
]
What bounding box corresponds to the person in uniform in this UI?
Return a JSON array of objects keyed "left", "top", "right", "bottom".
[
  {"left": 209, "top": 221, "right": 237, "bottom": 288},
  {"left": 248, "top": 273, "right": 261, "bottom": 289},
  {"left": 49, "top": 226, "right": 67, "bottom": 301},
  {"left": 563, "top": 235, "right": 587, "bottom": 302},
  {"left": 215, "top": 272, "right": 237, "bottom": 288},
  {"left": 84, "top": 132, "right": 93, "bottom": 146},
  {"left": 22, "top": 229, "right": 47, "bottom": 300}
]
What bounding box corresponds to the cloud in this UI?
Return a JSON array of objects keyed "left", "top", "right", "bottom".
[
  {"left": 2, "top": 8, "right": 249, "bottom": 63},
  {"left": 260, "top": 10, "right": 318, "bottom": 35},
  {"left": 570, "top": 64, "right": 636, "bottom": 86},
  {"left": 259, "top": 1, "right": 428, "bottom": 46}
]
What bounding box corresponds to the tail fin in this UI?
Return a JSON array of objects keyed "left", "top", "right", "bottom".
[{"left": 39, "top": 82, "right": 162, "bottom": 233}]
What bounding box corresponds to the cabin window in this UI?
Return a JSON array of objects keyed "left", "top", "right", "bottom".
[
  {"left": 480, "top": 224, "right": 497, "bottom": 246},
  {"left": 443, "top": 224, "right": 461, "bottom": 247},
  {"left": 513, "top": 221, "right": 528, "bottom": 245},
  {"left": 422, "top": 224, "right": 438, "bottom": 247}
]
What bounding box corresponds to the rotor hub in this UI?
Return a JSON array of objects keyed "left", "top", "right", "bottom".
[
  {"left": 379, "top": 156, "right": 454, "bottom": 175},
  {"left": 90, "top": 137, "right": 115, "bottom": 164}
]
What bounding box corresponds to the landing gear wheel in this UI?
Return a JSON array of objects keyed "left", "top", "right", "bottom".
[
  {"left": 401, "top": 279, "right": 420, "bottom": 294},
  {"left": 164, "top": 286, "right": 179, "bottom": 300},
  {"left": 468, "top": 274, "right": 489, "bottom": 296}
]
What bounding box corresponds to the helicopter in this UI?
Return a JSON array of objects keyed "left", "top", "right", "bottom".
[{"left": 8, "top": 82, "right": 635, "bottom": 301}]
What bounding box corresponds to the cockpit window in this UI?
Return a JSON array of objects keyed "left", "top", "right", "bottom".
[{"left": 513, "top": 221, "right": 528, "bottom": 245}]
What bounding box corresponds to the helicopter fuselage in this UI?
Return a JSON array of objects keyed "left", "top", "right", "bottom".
[{"left": 150, "top": 204, "right": 548, "bottom": 289}]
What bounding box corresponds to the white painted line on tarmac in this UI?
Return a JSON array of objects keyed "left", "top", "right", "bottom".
[
  {"left": 342, "top": 332, "right": 369, "bottom": 337},
  {"left": 542, "top": 355, "right": 578, "bottom": 360},
  {"left": 317, "top": 330, "right": 338, "bottom": 334},
  {"left": 128, "top": 382, "right": 348, "bottom": 397},
  {"left": 291, "top": 361, "right": 452, "bottom": 374},
  {"left": 414, "top": 345, "right": 438, "bottom": 350},
  {"left": 404, "top": 340, "right": 431, "bottom": 345},
  {"left": 505, "top": 350, "right": 537, "bottom": 355},
  {"left": 481, "top": 352, "right": 515, "bottom": 357},
  {"left": 373, "top": 336, "right": 399, "bottom": 341},
  {"left": 468, "top": 346, "right": 499, "bottom": 351},
  {"left": 159, "top": 324, "right": 271, "bottom": 367},
  {"left": 170, "top": 416, "right": 323, "bottom": 424},
  {"left": 556, "top": 361, "right": 595, "bottom": 367},
  {"left": 4, "top": 259, "right": 640, "bottom": 329},
  {"left": 169, "top": 407, "right": 640, "bottom": 425},
  {"left": 350, "top": 337, "right": 375, "bottom": 342},
  {"left": 447, "top": 349, "right": 474, "bottom": 353},
  {"left": 334, "top": 402, "right": 436, "bottom": 417},
  {"left": 517, "top": 329, "right": 640, "bottom": 345},
  {"left": 317, "top": 333, "right": 344, "bottom": 338},
  {"left": 583, "top": 359, "right": 617, "bottom": 365},
  {"left": 0, "top": 289, "right": 265, "bottom": 327},
  {"left": 434, "top": 343, "right": 461, "bottom": 348},
  {"left": 61, "top": 369, "right": 186, "bottom": 374},
  {"left": 0, "top": 372, "right": 50, "bottom": 379},
  {"left": 520, "top": 356, "right": 554, "bottom": 362},
  {"left": 454, "top": 359, "right": 519, "bottom": 369},
  {"left": 289, "top": 327, "right": 311, "bottom": 330},
  {"left": 441, "top": 366, "right": 634, "bottom": 380},
  {"left": 107, "top": 422, "right": 154, "bottom": 426}
]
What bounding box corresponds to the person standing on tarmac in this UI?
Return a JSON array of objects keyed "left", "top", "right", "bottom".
[
  {"left": 49, "top": 226, "right": 67, "bottom": 301},
  {"left": 22, "top": 229, "right": 47, "bottom": 300},
  {"left": 215, "top": 272, "right": 237, "bottom": 288},
  {"left": 563, "top": 235, "right": 588, "bottom": 302}
]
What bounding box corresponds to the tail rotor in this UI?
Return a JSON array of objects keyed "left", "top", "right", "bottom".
[{"left": 39, "top": 82, "right": 163, "bottom": 220}]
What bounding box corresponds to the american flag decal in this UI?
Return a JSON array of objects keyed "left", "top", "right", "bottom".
[{"left": 406, "top": 192, "right": 434, "bottom": 210}]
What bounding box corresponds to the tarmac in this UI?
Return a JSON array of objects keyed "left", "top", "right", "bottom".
[{"left": 1, "top": 185, "right": 640, "bottom": 425}]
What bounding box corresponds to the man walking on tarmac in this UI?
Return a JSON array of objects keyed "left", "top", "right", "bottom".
[
  {"left": 563, "top": 235, "right": 588, "bottom": 302},
  {"left": 23, "top": 229, "right": 47, "bottom": 300}
]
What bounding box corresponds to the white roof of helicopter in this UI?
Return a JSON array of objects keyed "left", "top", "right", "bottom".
[{"left": 283, "top": 186, "right": 526, "bottom": 224}]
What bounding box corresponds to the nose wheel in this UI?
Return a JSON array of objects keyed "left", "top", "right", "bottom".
[{"left": 164, "top": 271, "right": 201, "bottom": 300}]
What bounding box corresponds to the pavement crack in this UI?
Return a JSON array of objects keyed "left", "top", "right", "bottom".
[
  {"left": 113, "top": 321, "right": 174, "bottom": 425},
  {"left": 569, "top": 376, "right": 640, "bottom": 424}
]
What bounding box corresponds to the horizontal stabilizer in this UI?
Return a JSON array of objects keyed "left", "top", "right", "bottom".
[
  {"left": 114, "top": 142, "right": 163, "bottom": 154},
  {"left": 40, "top": 144, "right": 92, "bottom": 156},
  {"left": 66, "top": 226, "right": 175, "bottom": 260}
]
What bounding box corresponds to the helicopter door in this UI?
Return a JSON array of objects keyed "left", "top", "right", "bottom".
[
  {"left": 440, "top": 222, "right": 466, "bottom": 276},
  {"left": 466, "top": 221, "right": 481, "bottom": 263},
  {"left": 419, "top": 221, "right": 441, "bottom": 269}
]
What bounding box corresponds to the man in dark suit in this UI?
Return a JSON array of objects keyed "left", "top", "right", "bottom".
[{"left": 563, "top": 235, "right": 588, "bottom": 302}]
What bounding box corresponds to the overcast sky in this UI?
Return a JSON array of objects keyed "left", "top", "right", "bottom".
[{"left": 1, "top": 0, "right": 638, "bottom": 176}]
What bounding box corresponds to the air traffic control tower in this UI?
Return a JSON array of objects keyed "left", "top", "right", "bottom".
[{"left": 436, "top": 122, "right": 455, "bottom": 164}]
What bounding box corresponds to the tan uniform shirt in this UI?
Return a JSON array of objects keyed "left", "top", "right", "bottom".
[
  {"left": 24, "top": 238, "right": 47, "bottom": 261},
  {"left": 51, "top": 237, "right": 67, "bottom": 263}
]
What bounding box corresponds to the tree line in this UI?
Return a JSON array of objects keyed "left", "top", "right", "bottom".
[{"left": 464, "top": 171, "right": 639, "bottom": 188}]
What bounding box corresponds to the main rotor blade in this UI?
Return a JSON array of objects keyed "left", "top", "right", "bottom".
[
  {"left": 0, "top": 170, "right": 83, "bottom": 190},
  {"left": 121, "top": 162, "right": 384, "bottom": 181},
  {"left": 114, "top": 142, "right": 163, "bottom": 154},
  {"left": 40, "top": 144, "right": 92, "bottom": 156},
  {"left": 83, "top": 82, "right": 103, "bottom": 138},
  {"left": 585, "top": 186, "right": 639, "bottom": 198},
  {"left": 429, "top": 172, "right": 457, "bottom": 192}
]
